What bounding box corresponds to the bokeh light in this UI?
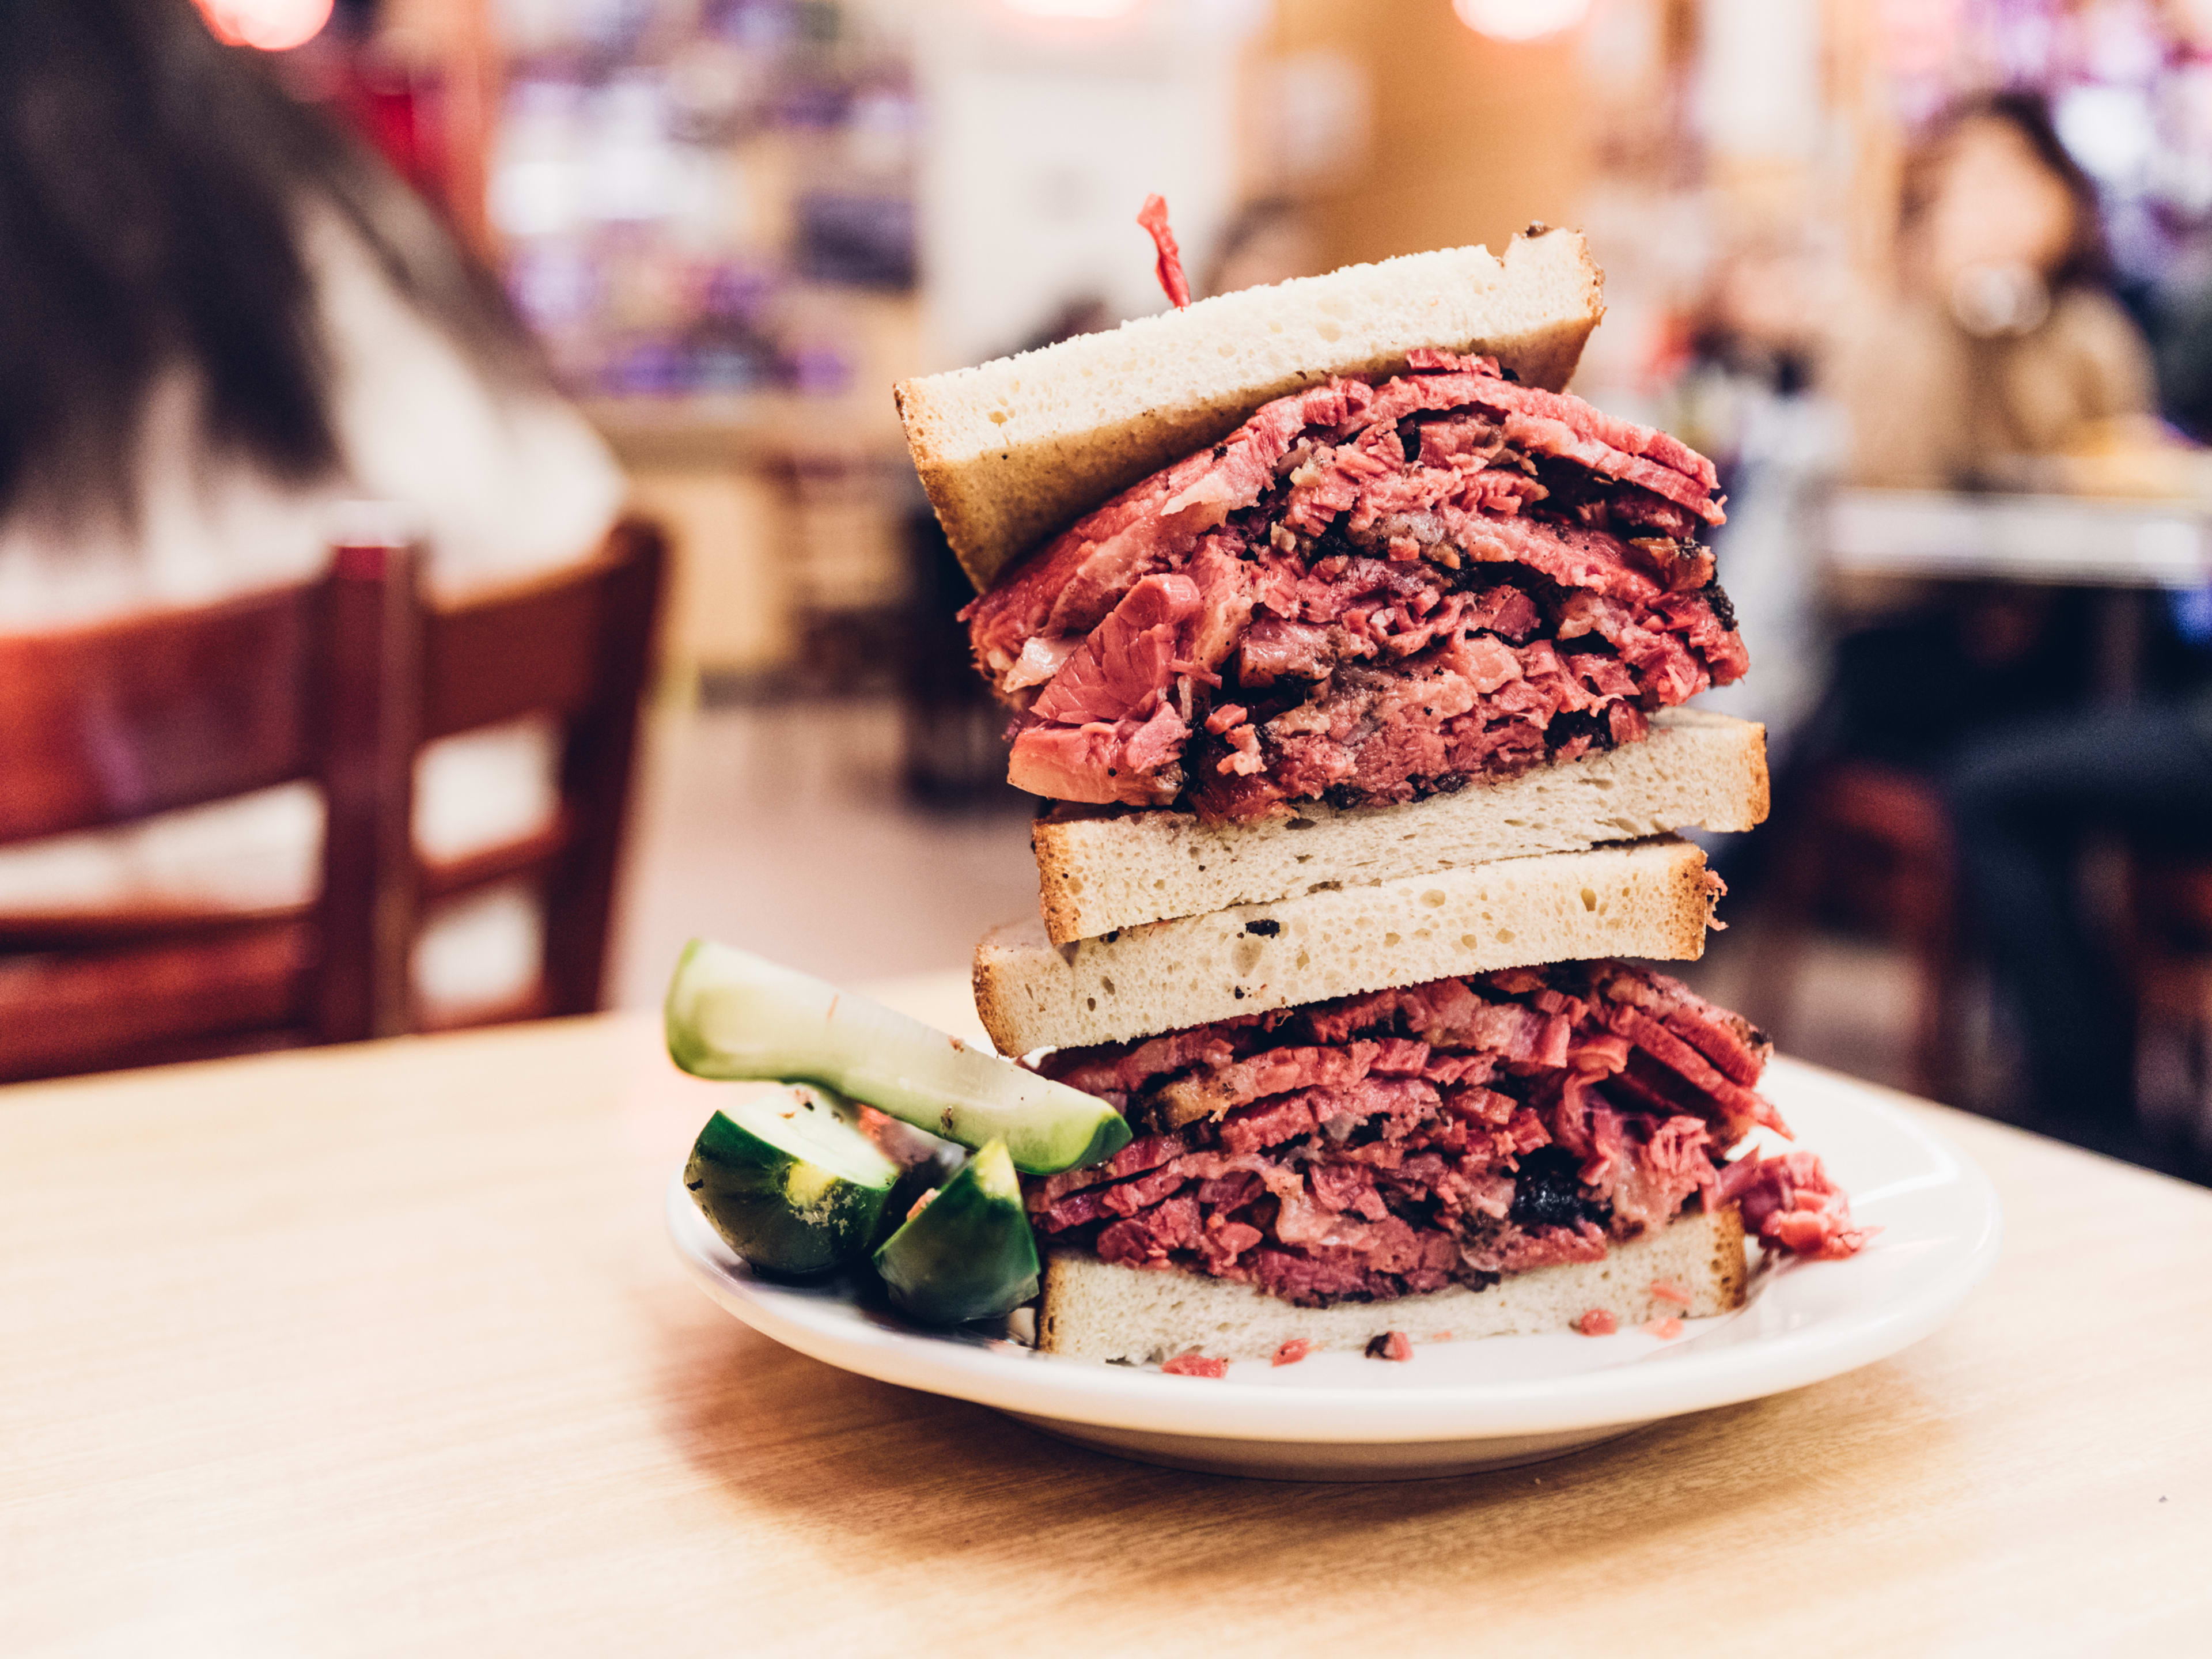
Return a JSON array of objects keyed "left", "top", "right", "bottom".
[
  {"left": 195, "top": 0, "right": 334, "bottom": 52},
  {"left": 1452, "top": 0, "right": 1593, "bottom": 43}
]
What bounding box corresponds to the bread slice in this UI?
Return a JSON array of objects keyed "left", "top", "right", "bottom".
[
  {"left": 1031, "top": 709, "right": 1767, "bottom": 945},
  {"left": 895, "top": 228, "right": 1605, "bottom": 592},
  {"left": 974, "top": 835, "right": 1715, "bottom": 1054},
  {"left": 1037, "top": 1203, "right": 1748, "bottom": 1363}
]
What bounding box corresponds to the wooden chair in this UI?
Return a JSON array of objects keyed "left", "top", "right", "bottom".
[
  {"left": 408, "top": 518, "right": 666, "bottom": 1031},
  {"left": 0, "top": 518, "right": 664, "bottom": 1082}
]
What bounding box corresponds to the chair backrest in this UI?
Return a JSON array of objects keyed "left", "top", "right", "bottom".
[
  {"left": 0, "top": 551, "right": 415, "bottom": 1077},
  {"left": 0, "top": 517, "right": 665, "bottom": 1080},
  {"left": 0, "top": 585, "right": 324, "bottom": 845},
  {"left": 405, "top": 516, "right": 667, "bottom": 1028}
]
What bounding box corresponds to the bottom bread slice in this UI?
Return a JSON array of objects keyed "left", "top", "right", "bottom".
[{"left": 1038, "top": 1203, "right": 1747, "bottom": 1364}]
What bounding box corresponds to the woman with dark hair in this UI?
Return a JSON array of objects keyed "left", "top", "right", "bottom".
[
  {"left": 1832, "top": 90, "right": 2156, "bottom": 487},
  {"left": 0, "top": 0, "right": 626, "bottom": 1015}
]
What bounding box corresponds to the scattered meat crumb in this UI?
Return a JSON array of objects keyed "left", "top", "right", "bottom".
[
  {"left": 906, "top": 1188, "right": 937, "bottom": 1222},
  {"left": 1643, "top": 1317, "right": 1684, "bottom": 1340},
  {"left": 1576, "top": 1309, "right": 1618, "bottom": 1336},
  {"left": 1649, "top": 1279, "right": 1692, "bottom": 1307},
  {"left": 1271, "top": 1339, "right": 1312, "bottom": 1367},
  {"left": 1161, "top": 1353, "right": 1228, "bottom": 1378},
  {"left": 1429, "top": 1331, "right": 1453, "bottom": 1343},
  {"left": 1365, "top": 1331, "right": 1414, "bottom": 1362}
]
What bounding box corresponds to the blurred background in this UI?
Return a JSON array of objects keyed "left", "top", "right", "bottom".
[{"left": 6, "top": 0, "right": 2212, "bottom": 1183}]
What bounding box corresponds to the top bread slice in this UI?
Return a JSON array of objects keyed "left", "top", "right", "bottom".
[
  {"left": 1031, "top": 708, "right": 1767, "bottom": 944},
  {"left": 895, "top": 227, "right": 1605, "bottom": 593}
]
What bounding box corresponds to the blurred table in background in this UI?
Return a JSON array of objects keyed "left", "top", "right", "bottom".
[
  {"left": 1825, "top": 487, "right": 2212, "bottom": 702},
  {"left": 4, "top": 977, "right": 2210, "bottom": 1653},
  {"left": 1827, "top": 488, "right": 2212, "bottom": 588}
]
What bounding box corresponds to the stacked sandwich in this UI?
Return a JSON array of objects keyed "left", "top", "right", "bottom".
[{"left": 895, "top": 227, "right": 1864, "bottom": 1367}]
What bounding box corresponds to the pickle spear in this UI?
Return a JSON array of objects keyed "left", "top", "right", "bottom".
[
  {"left": 685, "top": 1084, "right": 900, "bottom": 1277},
  {"left": 665, "top": 940, "right": 1130, "bottom": 1175},
  {"left": 872, "top": 1140, "right": 1041, "bottom": 1325}
]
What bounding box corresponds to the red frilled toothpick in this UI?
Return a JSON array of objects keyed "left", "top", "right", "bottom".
[{"left": 1137, "top": 193, "right": 1191, "bottom": 309}]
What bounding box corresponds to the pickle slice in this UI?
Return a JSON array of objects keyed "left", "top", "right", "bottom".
[
  {"left": 666, "top": 940, "right": 1130, "bottom": 1175},
  {"left": 872, "top": 1140, "right": 1041, "bottom": 1326},
  {"left": 685, "top": 1084, "right": 900, "bottom": 1277}
]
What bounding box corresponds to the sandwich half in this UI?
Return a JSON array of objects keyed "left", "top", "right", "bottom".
[
  {"left": 897, "top": 227, "right": 1761, "bottom": 944},
  {"left": 974, "top": 844, "right": 1864, "bottom": 1365}
]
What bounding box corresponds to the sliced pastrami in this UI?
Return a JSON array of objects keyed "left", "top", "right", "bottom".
[
  {"left": 965, "top": 381, "right": 1368, "bottom": 681},
  {"left": 1715, "top": 1150, "right": 1873, "bottom": 1260},
  {"left": 965, "top": 354, "right": 1740, "bottom": 819},
  {"left": 1024, "top": 961, "right": 1864, "bottom": 1309}
]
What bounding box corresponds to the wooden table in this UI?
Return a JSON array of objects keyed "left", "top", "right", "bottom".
[{"left": 6, "top": 975, "right": 2209, "bottom": 1656}]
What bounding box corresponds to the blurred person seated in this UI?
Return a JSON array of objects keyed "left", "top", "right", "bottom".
[
  {"left": 1752, "top": 94, "right": 2169, "bottom": 1117},
  {"left": 0, "top": 0, "right": 624, "bottom": 1018},
  {"left": 1832, "top": 89, "right": 2156, "bottom": 490},
  {"left": 1946, "top": 651, "right": 2212, "bottom": 1171}
]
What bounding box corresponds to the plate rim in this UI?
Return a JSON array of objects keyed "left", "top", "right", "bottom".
[{"left": 669, "top": 1060, "right": 2003, "bottom": 1444}]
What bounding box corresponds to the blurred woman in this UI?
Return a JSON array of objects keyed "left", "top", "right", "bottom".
[
  {"left": 0, "top": 0, "right": 625, "bottom": 1016},
  {"left": 1801, "top": 96, "right": 2162, "bottom": 775},
  {"left": 1834, "top": 90, "right": 2155, "bottom": 488}
]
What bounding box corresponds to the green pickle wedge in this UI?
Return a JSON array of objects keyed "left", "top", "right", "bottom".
[
  {"left": 685, "top": 1084, "right": 900, "bottom": 1277},
  {"left": 665, "top": 939, "right": 1130, "bottom": 1175},
  {"left": 872, "top": 1139, "right": 1040, "bottom": 1326}
]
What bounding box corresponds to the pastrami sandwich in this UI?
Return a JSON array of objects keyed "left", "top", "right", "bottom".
[
  {"left": 890, "top": 220, "right": 1861, "bottom": 1366},
  {"left": 896, "top": 227, "right": 1766, "bottom": 944}
]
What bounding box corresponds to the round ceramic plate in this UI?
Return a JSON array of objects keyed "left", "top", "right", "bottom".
[{"left": 669, "top": 1056, "right": 2002, "bottom": 1480}]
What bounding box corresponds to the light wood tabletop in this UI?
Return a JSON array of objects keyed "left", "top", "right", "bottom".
[{"left": 4, "top": 973, "right": 2208, "bottom": 1657}]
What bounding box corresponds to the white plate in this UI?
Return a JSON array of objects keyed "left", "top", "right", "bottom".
[{"left": 669, "top": 1056, "right": 2001, "bottom": 1480}]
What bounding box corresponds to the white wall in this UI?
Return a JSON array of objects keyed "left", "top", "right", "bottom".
[
  {"left": 914, "top": 0, "right": 1260, "bottom": 369},
  {"left": 1696, "top": 0, "right": 1825, "bottom": 163}
]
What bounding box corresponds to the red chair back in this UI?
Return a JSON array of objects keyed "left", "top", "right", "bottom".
[{"left": 0, "top": 517, "right": 665, "bottom": 1081}]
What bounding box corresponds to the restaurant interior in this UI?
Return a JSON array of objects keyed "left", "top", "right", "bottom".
[{"left": 5, "top": 0, "right": 2211, "bottom": 1647}]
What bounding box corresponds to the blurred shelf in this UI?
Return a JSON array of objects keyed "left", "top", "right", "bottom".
[{"left": 1826, "top": 488, "right": 2212, "bottom": 589}]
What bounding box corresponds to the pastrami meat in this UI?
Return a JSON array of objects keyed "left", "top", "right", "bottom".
[
  {"left": 963, "top": 351, "right": 1746, "bottom": 822},
  {"left": 1022, "top": 962, "right": 1866, "bottom": 1308}
]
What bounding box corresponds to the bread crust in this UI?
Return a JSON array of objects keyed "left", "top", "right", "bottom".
[
  {"left": 1031, "top": 709, "right": 1767, "bottom": 945},
  {"left": 974, "top": 836, "right": 1717, "bottom": 1055},
  {"left": 1037, "top": 1204, "right": 1749, "bottom": 1363},
  {"left": 896, "top": 229, "right": 1605, "bottom": 592}
]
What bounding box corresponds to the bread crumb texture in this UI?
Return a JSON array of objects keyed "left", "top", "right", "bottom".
[
  {"left": 976, "top": 836, "right": 1714, "bottom": 1054},
  {"left": 1033, "top": 709, "right": 1767, "bottom": 944}
]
